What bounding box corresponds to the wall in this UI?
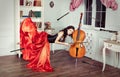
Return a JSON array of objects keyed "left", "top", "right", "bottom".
[
  {"left": 0, "top": 0, "right": 15, "bottom": 56},
  {"left": 105, "top": 0, "right": 120, "bottom": 31},
  {"left": 44, "top": 0, "right": 84, "bottom": 32}
]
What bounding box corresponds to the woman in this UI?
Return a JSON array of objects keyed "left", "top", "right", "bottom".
[
  {"left": 20, "top": 18, "right": 75, "bottom": 72},
  {"left": 47, "top": 25, "right": 75, "bottom": 46}
]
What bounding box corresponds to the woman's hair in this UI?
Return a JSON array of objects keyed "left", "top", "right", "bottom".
[{"left": 60, "top": 25, "right": 75, "bottom": 41}]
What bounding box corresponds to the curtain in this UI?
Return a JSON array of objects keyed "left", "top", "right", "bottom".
[{"left": 100, "top": 0, "right": 118, "bottom": 10}]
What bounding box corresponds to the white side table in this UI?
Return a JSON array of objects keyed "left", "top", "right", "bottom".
[{"left": 102, "top": 40, "right": 120, "bottom": 71}]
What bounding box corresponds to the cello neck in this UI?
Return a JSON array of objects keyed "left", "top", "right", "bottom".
[
  {"left": 78, "top": 13, "right": 83, "bottom": 29},
  {"left": 76, "top": 13, "right": 83, "bottom": 40}
]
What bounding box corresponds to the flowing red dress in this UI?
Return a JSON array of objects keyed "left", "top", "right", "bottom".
[{"left": 20, "top": 18, "right": 53, "bottom": 72}]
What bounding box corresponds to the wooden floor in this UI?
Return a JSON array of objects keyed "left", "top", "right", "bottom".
[{"left": 0, "top": 50, "right": 120, "bottom": 77}]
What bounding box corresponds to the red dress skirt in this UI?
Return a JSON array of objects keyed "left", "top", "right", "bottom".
[{"left": 20, "top": 18, "right": 53, "bottom": 72}]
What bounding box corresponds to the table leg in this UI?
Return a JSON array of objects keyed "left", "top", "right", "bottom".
[
  {"left": 102, "top": 47, "right": 106, "bottom": 72},
  {"left": 118, "top": 52, "right": 119, "bottom": 67},
  {"left": 115, "top": 52, "right": 119, "bottom": 67}
]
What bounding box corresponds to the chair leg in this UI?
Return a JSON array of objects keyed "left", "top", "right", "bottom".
[
  {"left": 17, "top": 51, "right": 22, "bottom": 58},
  {"left": 52, "top": 43, "right": 54, "bottom": 54}
]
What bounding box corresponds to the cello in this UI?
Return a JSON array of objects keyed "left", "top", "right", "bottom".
[{"left": 69, "top": 13, "right": 86, "bottom": 58}]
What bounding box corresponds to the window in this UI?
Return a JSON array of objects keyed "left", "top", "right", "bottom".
[
  {"left": 95, "top": 0, "right": 106, "bottom": 28},
  {"left": 84, "top": 0, "right": 93, "bottom": 25}
]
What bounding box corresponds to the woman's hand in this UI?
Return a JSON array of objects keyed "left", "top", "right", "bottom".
[
  {"left": 64, "top": 43, "right": 69, "bottom": 46},
  {"left": 64, "top": 43, "right": 72, "bottom": 46}
]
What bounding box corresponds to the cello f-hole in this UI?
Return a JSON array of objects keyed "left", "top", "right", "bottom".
[{"left": 76, "top": 48, "right": 78, "bottom": 57}]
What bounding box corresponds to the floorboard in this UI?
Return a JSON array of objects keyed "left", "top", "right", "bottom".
[{"left": 0, "top": 50, "right": 120, "bottom": 77}]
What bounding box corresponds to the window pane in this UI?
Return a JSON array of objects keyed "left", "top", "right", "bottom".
[
  {"left": 84, "top": 0, "right": 93, "bottom": 25},
  {"left": 95, "top": 0, "right": 106, "bottom": 28}
]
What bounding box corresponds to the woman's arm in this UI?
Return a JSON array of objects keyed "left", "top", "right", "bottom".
[{"left": 54, "top": 31, "right": 69, "bottom": 46}]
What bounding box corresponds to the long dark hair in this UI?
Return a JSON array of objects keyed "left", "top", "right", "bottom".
[{"left": 60, "top": 25, "right": 75, "bottom": 41}]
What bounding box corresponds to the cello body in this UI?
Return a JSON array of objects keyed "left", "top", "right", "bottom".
[{"left": 69, "top": 13, "right": 86, "bottom": 58}]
